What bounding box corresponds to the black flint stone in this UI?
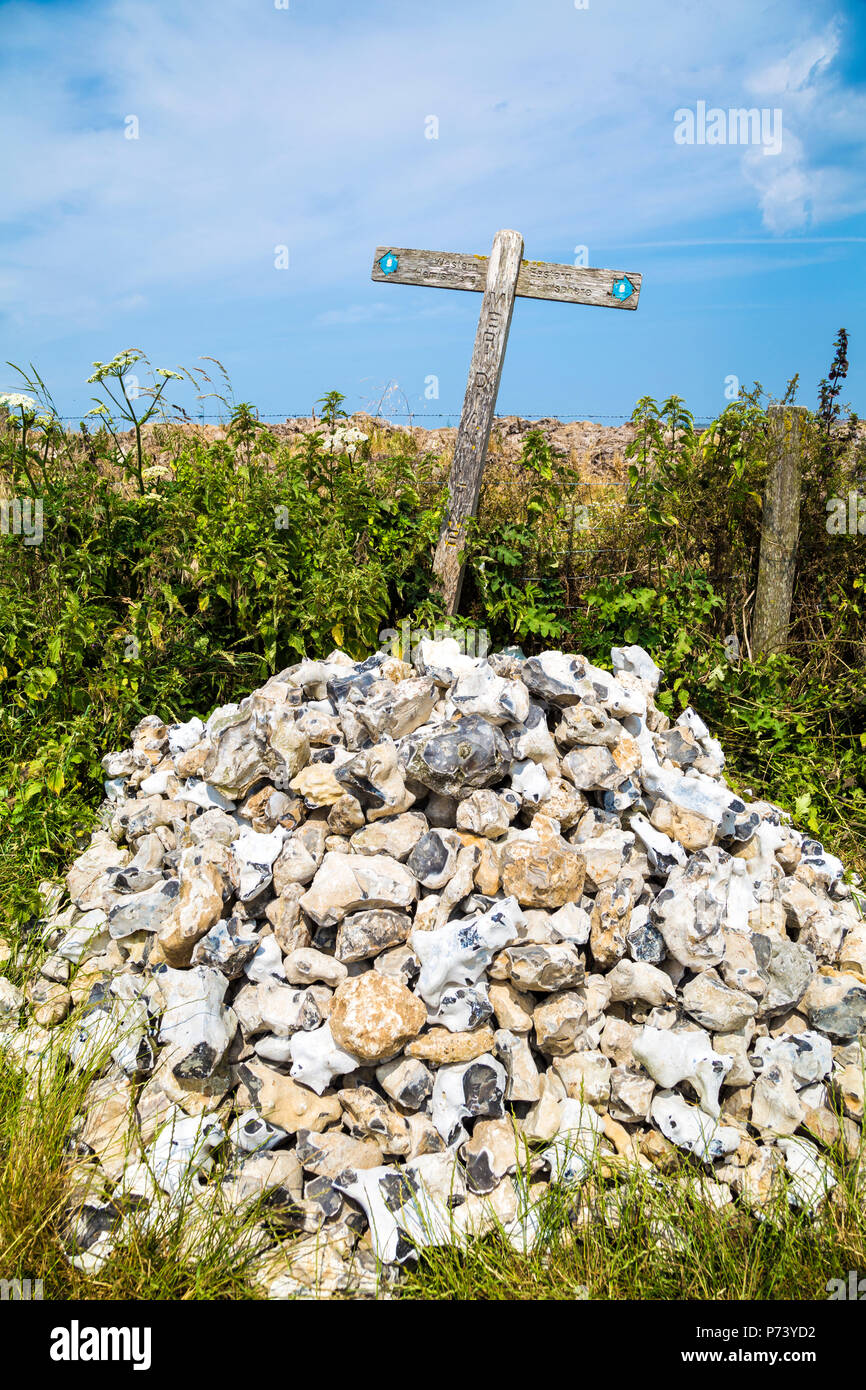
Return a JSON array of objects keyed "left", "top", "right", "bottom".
[
  {"left": 326, "top": 655, "right": 386, "bottom": 705},
  {"left": 303, "top": 1175, "right": 343, "bottom": 1219},
  {"left": 237, "top": 1062, "right": 262, "bottom": 1104},
  {"left": 314, "top": 925, "right": 339, "bottom": 952},
  {"left": 294, "top": 1131, "right": 322, "bottom": 1167},
  {"left": 74, "top": 1202, "right": 121, "bottom": 1251},
  {"left": 335, "top": 766, "right": 388, "bottom": 807},
  {"left": 395, "top": 1069, "right": 433, "bottom": 1110},
  {"left": 261, "top": 1186, "right": 304, "bottom": 1223},
  {"left": 627, "top": 920, "right": 666, "bottom": 965},
  {"left": 407, "top": 831, "right": 452, "bottom": 883},
  {"left": 408, "top": 715, "right": 510, "bottom": 794},
  {"left": 465, "top": 1150, "right": 496, "bottom": 1194},
  {"left": 462, "top": 1062, "right": 505, "bottom": 1119},
  {"left": 172, "top": 1040, "right": 218, "bottom": 1081},
  {"left": 648, "top": 848, "right": 679, "bottom": 876},
  {"left": 84, "top": 985, "right": 111, "bottom": 1011},
  {"left": 378, "top": 1170, "right": 419, "bottom": 1214},
  {"left": 134, "top": 1036, "right": 157, "bottom": 1074}
]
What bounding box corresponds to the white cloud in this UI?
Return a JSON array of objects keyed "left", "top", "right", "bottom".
[
  {"left": 739, "top": 20, "right": 863, "bottom": 232},
  {"left": 742, "top": 130, "right": 811, "bottom": 233},
  {"left": 747, "top": 25, "right": 841, "bottom": 96}
]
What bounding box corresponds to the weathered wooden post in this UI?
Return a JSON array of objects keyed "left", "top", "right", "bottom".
[
  {"left": 752, "top": 404, "right": 805, "bottom": 656},
  {"left": 431, "top": 228, "right": 523, "bottom": 612},
  {"left": 371, "top": 230, "right": 642, "bottom": 613}
]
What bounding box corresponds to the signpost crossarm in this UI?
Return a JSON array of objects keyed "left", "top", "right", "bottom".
[{"left": 370, "top": 230, "right": 642, "bottom": 615}]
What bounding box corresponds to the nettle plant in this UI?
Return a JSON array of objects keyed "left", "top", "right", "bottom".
[{"left": 86, "top": 349, "right": 188, "bottom": 495}]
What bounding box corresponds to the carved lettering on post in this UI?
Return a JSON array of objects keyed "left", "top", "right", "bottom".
[{"left": 427, "top": 229, "right": 524, "bottom": 610}]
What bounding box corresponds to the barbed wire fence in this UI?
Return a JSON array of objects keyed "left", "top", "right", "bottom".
[{"left": 49, "top": 410, "right": 722, "bottom": 424}]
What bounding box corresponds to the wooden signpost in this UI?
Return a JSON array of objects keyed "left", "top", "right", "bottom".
[{"left": 372, "top": 229, "right": 642, "bottom": 612}]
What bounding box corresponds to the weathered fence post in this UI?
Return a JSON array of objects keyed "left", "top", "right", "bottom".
[{"left": 752, "top": 404, "right": 805, "bottom": 657}]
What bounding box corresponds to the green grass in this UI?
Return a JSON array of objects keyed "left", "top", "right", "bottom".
[
  {"left": 0, "top": 1016, "right": 266, "bottom": 1300},
  {"left": 395, "top": 1166, "right": 866, "bottom": 1302}
]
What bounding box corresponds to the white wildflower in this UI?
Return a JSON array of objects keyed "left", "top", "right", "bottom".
[
  {"left": 0, "top": 392, "right": 37, "bottom": 411},
  {"left": 88, "top": 350, "right": 142, "bottom": 383},
  {"left": 323, "top": 425, "right": 368, "bottom": 453}
]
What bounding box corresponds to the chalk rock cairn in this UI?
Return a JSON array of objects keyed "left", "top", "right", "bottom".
[{"left": 3, "top": 639, "right": 864, "bottom": 1295}]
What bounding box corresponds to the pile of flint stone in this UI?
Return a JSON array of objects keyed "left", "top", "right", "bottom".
[{"left": 1, "top": 637, "right": 865, "bottom": 1297}]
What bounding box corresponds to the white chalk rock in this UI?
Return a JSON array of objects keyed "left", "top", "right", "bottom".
[
  {"left": 430, "top": 983, "right": 492, "bottom": 1033},
  {"left": 450, "top": 663, "right": 530, "bottom": 725},
  {"left": 415, "top": 637, "right": 479, "bottom": 686},
  {"left": 177, "top": 778, "right": 237, "bottom": 812},
  {"left": 168, "top": 717, "right": 205, "bottom": 754},
  {"left": 230, "top": 828, "right": 286, "bottom": 901},
  {"left": 144, "top": 1110, "right": 225, "bottom": 1196},
  {"left": 53, "top": 909, "right": 110, "bottom": 963},
  {"left": 411, "top": 897, "right": 526, "bottom": 1009},
  {"left": 289, "top": 1021, "right": 360, "bottom": 1094},
  {"left": 510, "top": 759, "right": 551, "bottom": 806},
  {"left": 335, "top": 1147, "right": 466, "bottom": 1264},
  {"left": 108, "top": 879, "right": 180, "bottom": 939},
  {"left": 227, "top": 1108, "right": 287, "bottom": 1155},
  {"left": 139, "top": 768, "right": 176, "bottom": 797},
  {"left": 156, "top": 964, "right": 237, "bottom": 1079},
  {"left": 431, "top": 1053, "right": 508, "bottom": 1142},
  {"left": 633, "top": 1026, "right": 732, "bottom": 1116},
  {"left": 611, "top": 644, "right": 661, "bottom": 691},
  {"left": 650, "top": 1091, "right": 740, "bottom": 1160},
  {"left": 753, "top": 1031, "right": 832, "bottom": 1089},
  {"left": 777, "top": 1136, "right": 837, "bottom": 1212},
  {"left": 244, "top": 934, "right": 286, "bottom": 986},
  {"left": 256, "top": 982, "right": 323, "bottom": 1037},
  {"left": 541, "top": 1098, "right": 604, "bottom": 1185},
  {"left": 630, "top": 813, "right": 687, "bottom": 874},
  {"left": 548, "top": 901, "right": 592, "bottom": 946}
]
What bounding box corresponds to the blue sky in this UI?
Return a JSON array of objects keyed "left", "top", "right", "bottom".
[{"left": 1, "top": 0, "right": 865, "bottom": 424}]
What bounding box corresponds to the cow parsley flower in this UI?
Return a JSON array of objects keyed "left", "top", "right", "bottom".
[{"left": 323, "top": 425, "right": 369, "bottom": 453}]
